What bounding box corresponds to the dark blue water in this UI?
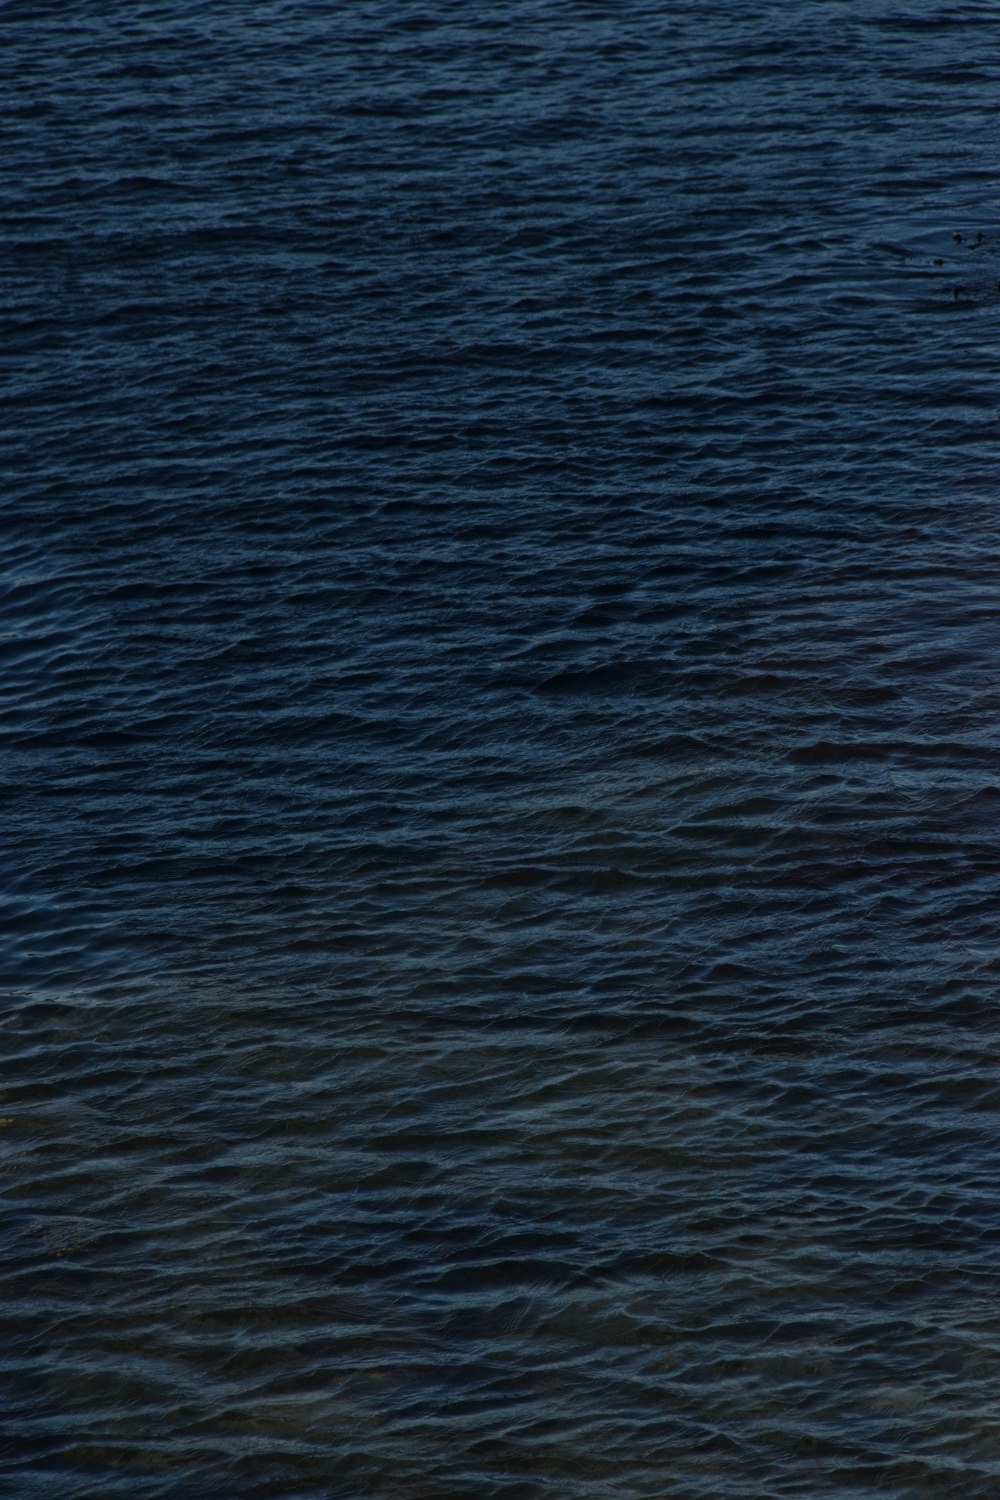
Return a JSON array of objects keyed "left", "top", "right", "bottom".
[{"left": 5, "top": 2, "right": 1000, "bottom": 1495}]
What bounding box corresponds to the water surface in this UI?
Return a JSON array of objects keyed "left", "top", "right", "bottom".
[{"left": 4, "top": 2, "right": 1000, "bottom": 1495}]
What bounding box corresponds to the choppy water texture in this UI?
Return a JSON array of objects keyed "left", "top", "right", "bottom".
[{"left": 4, "top": 2, "right": 1000, "bottom": 1495}]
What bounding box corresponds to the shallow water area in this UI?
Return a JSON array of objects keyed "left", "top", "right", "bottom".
[{"left": 4, "top": 1, "right": 1000, "bottom": 1496}]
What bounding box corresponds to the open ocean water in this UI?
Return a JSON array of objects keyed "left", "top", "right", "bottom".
[{"left": 4, "top": 1, "right": 1000, "bottom": 1496}]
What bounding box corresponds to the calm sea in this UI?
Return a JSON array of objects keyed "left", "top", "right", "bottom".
[{"left": 4, "top": 2, "right": 1000, "bottom": 1495}]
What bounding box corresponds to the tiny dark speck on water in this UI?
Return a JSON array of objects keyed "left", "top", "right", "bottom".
[{"left": 3, "top": 3, "right": 1000, "bottom": 1497}]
